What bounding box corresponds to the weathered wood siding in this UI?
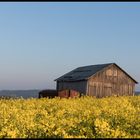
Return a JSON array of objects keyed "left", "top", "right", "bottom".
[
  {"left": 57, "top": 80, "right": 87, "bottom": 94},
  {"left": 87, "top": 65, "right": 135, "bottom": 97}
]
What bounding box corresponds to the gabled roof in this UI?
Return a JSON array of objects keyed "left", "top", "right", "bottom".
[{"left": 54, "top": 63, "right": 138, "bottom": 84}]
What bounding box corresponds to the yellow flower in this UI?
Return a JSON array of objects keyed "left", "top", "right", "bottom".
[{"left": 0, "top": 96, "right": 139, "bottom": 138}]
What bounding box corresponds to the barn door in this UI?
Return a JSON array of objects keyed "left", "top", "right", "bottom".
[
  {"left": 104, "top": 87, "right": 112, "bottom": 97},
  {"left": 88, "top": 86, "right": 96, "bottom": 97}
]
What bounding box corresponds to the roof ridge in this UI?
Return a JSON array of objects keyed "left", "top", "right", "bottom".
[{"left": 78, "top": 63, "right": 114, "bottom": 69}]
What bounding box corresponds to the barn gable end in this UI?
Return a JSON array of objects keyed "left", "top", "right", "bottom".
[{"left": 87, "top": 64, "right": 137, "bottom": 97}]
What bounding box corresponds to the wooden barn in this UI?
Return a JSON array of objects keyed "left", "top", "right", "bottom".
[{"left": 55, "top": 63, "right": 138, "bottom": 98}]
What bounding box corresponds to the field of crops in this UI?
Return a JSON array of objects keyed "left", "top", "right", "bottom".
[{"left": 0, "top": 95, "right": 140, "bottom": 138}]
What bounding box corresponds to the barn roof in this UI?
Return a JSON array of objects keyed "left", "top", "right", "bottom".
[{"left": 54, "top": 63, "right": 138, "bottom": 83}]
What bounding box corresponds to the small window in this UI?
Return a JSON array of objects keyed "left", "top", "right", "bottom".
[{"left": 106, "top": 69, "right": 112, "bottom": 76}]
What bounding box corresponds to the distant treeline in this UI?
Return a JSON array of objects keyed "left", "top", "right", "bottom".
[
  {"left": 135, "top": 91, "right": 140, "bottom": 96},
  {"left": 0, "top": 90, "right": 41, "bottom": 98}
]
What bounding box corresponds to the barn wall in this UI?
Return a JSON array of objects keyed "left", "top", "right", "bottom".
[
  {"left": 57, "top": 80, "right": 87, "bottom": 95},
  {"left": 87, "top": 64, "right": 135, "bottom": 97}
]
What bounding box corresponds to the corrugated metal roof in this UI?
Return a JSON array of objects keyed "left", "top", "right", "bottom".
[{"left": 55, "top": 63, "right": 113, "bottom": 82}]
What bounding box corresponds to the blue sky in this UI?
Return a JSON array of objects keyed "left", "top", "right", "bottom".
[{"left": 0, "top": 2, "right": 140, "bottom": 90}]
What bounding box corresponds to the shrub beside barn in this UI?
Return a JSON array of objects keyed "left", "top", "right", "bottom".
[{"left": 38, "top": 90, "right": 58, "bottom": 98}]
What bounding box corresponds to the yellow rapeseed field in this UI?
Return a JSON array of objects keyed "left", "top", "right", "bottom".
[{"left": 0, "top": 96, "right": 139, "bottom": 138}]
